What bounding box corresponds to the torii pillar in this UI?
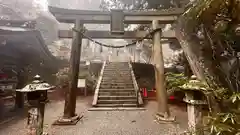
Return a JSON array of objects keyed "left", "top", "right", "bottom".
[
  {"left": 53, "top": 20, "right": 83, "bottom": 125},
  {"left": 152, "top": 20, "right": 175, "bottom": 122}
]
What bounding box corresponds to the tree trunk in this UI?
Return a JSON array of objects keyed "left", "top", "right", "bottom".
[
  {"left": 183, "top": 55, "right": 193, "bottom": 78},
  {"left": 175, "top": 15, "right": 206, "bottom": 82},
  {"left": 175, "top": 0, "right": 232, "bottom": 113},
  {"left": 175, "top": 0, "right": 224, "bottom": 84}
]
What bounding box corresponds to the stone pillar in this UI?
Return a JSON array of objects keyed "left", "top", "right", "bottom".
[{"left": 152, "top": 20, "right": 175, "bottom": 122}]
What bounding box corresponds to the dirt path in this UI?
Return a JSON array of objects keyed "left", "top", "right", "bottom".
[{"left": 0, "top": 97, "right": 188, "bottom": 135}]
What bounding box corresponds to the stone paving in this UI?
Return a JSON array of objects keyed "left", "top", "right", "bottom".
[{"left": 0, "top": 97, "right": 188, "bottom": 135}]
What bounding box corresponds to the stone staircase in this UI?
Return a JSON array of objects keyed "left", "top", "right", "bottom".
[{"left": 92, "top": 62, "right": 143, "bottom": 108}]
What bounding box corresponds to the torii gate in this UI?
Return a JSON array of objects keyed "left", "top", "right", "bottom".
[{"left": 49, "top": 6, "right": 183, "bottom": 125}]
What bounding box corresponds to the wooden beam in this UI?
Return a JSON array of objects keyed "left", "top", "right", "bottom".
[
  {"left": 49, "top": 6, "right": 183, "bottom": 24},
  {"left": 52, "top": 14, "right": 178, "bottom": 24},
  {"left": 58, "top": 30, "right": 176, "bottom": 39},
  {"left": 49, "top": 6, "right": 183, "bottom": 16}
]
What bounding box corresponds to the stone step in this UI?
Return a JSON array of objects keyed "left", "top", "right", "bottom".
[
  {"left": 88, "top": 107, "right": 146, "bottom": 111},
  {"left": 106, "top": 65, "right": 127, "bottom": 66},
  {"left": 98, "top": 91, "right": 136, "bottom": 96},
  {"left": 100, "top": 85, "right": 134, "bottom": 89},
  {"left": 97, "top": 99, "right": 137, "bottom": 104},
  {"left": 104, "top": 68, "right": 130, "bottom": 70},
  {"left": 104, "top": 67, "right": 129, "bottom": 69},
  {"left": 105, "top": 66, "right": 128, "bottom": 67},
  {"left": 107, "top": 62, "right": 128, "bottom": 64},
  {"left": 94, "top": 104, "right": 137, "bottom": 108},
  {"left": 99, "top": 88, "right": 135, "bottom": 91},
  {"left": 104, "top": 68, "right": 128, "bottom": 72},
  {"left": 102, "top": 76, "right": 131, "bottom": 78},
  {"left": 103, "top": 72, "right": 131, "bottom": 74},
  {"left": 101, "top": 81, "right": 132, "bottom": 83},
  {"left": 106, "top": 63, "right": 129, "bottom": 67},
  {"left": 102, "top": 76, "right": 132, "bottom": 78},
  {"left": 100, "top": 83, "right": 134, "bottom": 86},
  {"left": 104, "top": 71, "right": 130, "bottom": 73},
  {"left": 105, "top": 65, "right": 128, "bottom": 67},
  {"left": 101, "top": 81, "right": 133, "bottom": 84},
  {"left": 98, "top": 96, "right": 136, "bottom": 100},
  {"left": 103, "top": 75, "right": 131, "bottom": 77},
  {"left": 102, "top": 78, "right": 131, "bottom": 80},
  {"left": 103, "top": 73, "right": 131, "bottom": 75},
  {"left": 100, "top": 86, "right": 134, "bottom": 89},
  {"left": 103, "top": 75, "right": 129, "bottom": 77},
  {"left": 104, "top": 70, "right": 129, "bottom": 72},
  {"left": 101, "top": 80, "right": 132, "bottom": 83},
  {"left": 105, "top": 67, "right": 129, "bottom": 69},
  {"left": 102, "top": 78, "right": 131, "bottom": 81}
]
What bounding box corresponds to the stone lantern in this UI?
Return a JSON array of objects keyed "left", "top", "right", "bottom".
[
  {"left": 16, "top": 75, "right": 54, "bottom": 135},
  {"left": 180, "top": 75, "right": 207, "bottom": 135}
]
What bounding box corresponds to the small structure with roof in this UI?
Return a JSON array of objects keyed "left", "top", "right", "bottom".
[{"left": 17, "top": 75, "right": 54, "bottom": 135}]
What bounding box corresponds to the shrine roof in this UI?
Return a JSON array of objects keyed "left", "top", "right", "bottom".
[{"left": 0, "top": 25, "right": 56, "bottom": 67}]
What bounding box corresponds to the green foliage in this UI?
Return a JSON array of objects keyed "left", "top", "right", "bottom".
[
  {"left": 230, "top": 93, "right": 240, "bottom": 103},
  {"left": 166, "top": 73, "right": 240, "bottom": 135},
  {"left": 180, "top": 0, "right": 240, "bottom": 92},
  {"left": 55, "top": 67, "right": 69, "bottom": 87},
  {"left": 165, "top": 72, "right": 189, "bottom": 91},
  {"left": 204, "top": 92, "right": 240, "bottom": 135},
  {"left": 55, "top": 67, "right": 97, "bottom": 90}
]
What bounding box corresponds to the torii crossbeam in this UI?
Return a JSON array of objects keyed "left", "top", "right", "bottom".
[{"left": 49, "top": 6, "right": 184, "bottom": 24}]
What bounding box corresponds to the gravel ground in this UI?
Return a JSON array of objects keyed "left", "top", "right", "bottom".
[{"left": 0, "top": 97, "right": 188, "bottom": 135}]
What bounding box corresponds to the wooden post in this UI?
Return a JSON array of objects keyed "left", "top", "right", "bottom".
[
  {"left": 15, "top": 67, "right": 27, "bottom": 109},
  {"left": 54, "top": 20, "right": 83, "bottom": 125},
  {"left": 152, "top": 20, "right": 175, "bottom": 122},
  {"left": 64, "top": 20, "right": 82, "bottom": 118},
  {"left": 15, "top": 91, "right": 24, "bottom": 108}
]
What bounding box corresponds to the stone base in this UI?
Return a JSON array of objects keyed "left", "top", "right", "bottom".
[
  {"left": 155, "top": 112, "right": 176, "bottom": 123},
  {"left": 52, "top": 114, "right": 83, "bottom": 125}
]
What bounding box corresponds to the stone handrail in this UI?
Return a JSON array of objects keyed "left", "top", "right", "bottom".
[
  {"left": 92, "top": 61, "right": 106, "bottom": 106},
  {"left": 128, "top": 62, "right": 143, "bottom": 106}
]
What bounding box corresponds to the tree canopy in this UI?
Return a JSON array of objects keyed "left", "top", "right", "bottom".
[
  {"left": 100, "top": 0, "right": 189, "bottom": 10},
  {"left": 176, "top": 0, "right": 240, "bottom": 92}
]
